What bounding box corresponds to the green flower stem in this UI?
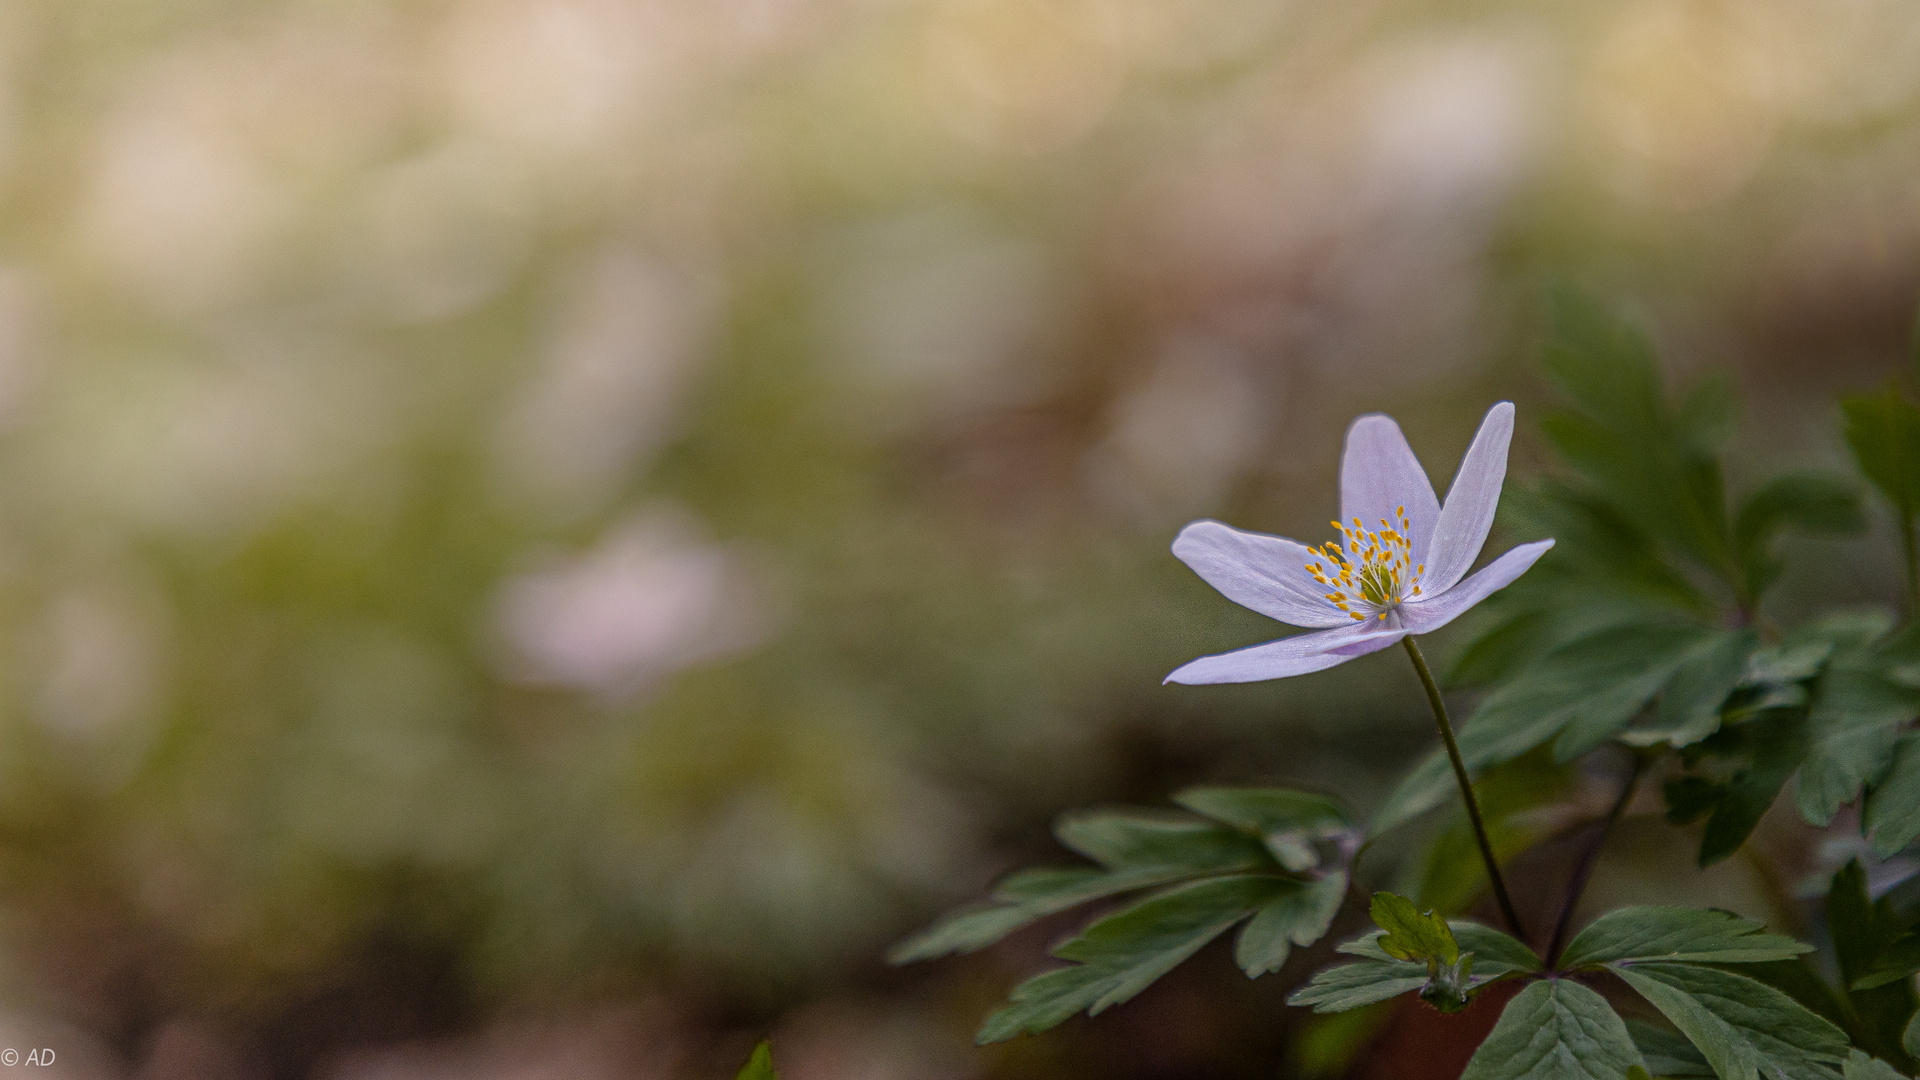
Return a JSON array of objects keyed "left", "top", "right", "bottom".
[{"left": 1401, "top": 636, "right": 1525, "bottom": 940}]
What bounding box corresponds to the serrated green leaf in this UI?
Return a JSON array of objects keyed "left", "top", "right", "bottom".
[
  {"left": 1827, "top": 860, "right": 1918, "bottom": 1063},
  {"left": 1629, "top": 1020, "right": 1715, "bottom": 1077},
  {"left": 1623, "top": 630, "right": 1758, "bottom": 749},
  {"left": 1799, "top": 661, "right": 1920, "bottom": 827},
  {"left": 1558, "top": 907, "right": 1812, "bottom": 970},
  {"left": 1539, "top": 289, "right": 1733, "bottom": 575},
  {"left": 1172, "top": 787, "right": 1353, "bottom": 871},
  {"left": 1054, "top": 810, "right": 1272, "bottom": 874},
  {"left": 1287, "top": 959, "right": 1432, "bottom": 1013},
  {"left": 1745, "top": 640, "right": 1835, "bottom": 687},
  {"left": 1459, "top": 979, "right": 1645, "bottom": 1080},
  {"left": 1664, "top": 709, "right": 1808, "bottom": 867},
  {"left": 1370, "top": 893, "right": 1458, "bottom": 964},
  {"left": 735, "top": 1041, "right": 777, "bottom": 1080},
  {"left": 975, "top": 874, "right": 1289, "bottom": 1043},
  {"left": 1234, "top": 872, "right": 1346, "bottom": 977},
  {"left": 889, "top": 865, "right": 1187, "bottom": 963},
  {"left": 1337, "top": 921, "right": 1540, "bottom": 977},
  {"left": 1844, "top": 1049, "right": 1909, "bottom": 1080},
  {"left": 1453, "top": 921, "right": 1546, "bottom": 974},
  {"left": 1612, "top": 962, "right": 1849, "bottom": 1080},
  {"left": 1373, "top": 624, "right": 1715, "bottom": 835}
]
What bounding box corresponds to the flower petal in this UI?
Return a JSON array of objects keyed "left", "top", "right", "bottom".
[
  {"left": 1172, "top": 520, "right": 1354, "bottom": 629},
  {"left": 1164, "top": 622, "right": 1408, "bottom": 685},
  {"left": 1340, "top": 414, "right": 1440, "bottom": 567},
  {"left": 1397, "top": 539, "right": 1555, "bottom": 635},
  {"left": 1422, "top": 402, "right": 1514, "bottom": 594}
]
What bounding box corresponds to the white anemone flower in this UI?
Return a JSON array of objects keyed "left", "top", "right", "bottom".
[{"left": 1166, "top": 402, "right": 1554, "bottom": 684}]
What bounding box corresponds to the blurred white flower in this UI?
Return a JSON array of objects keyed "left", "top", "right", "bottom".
[{"left": 495, "top": 509, "right": 771, "bottom": 698}]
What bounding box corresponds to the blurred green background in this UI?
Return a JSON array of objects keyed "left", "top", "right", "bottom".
[{"left": 0, "top": 0, "right": 1913, "bottom": 1077}]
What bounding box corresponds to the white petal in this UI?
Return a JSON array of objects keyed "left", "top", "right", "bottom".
[
  {"left": 1423, "top": 402, "right": 1515, "bottom": 594},
  {"left": 1164, "top": 622, "right": 1408, "bottom": 685},
  {"left": 1340, "top": 414, "right": 1439, "bottom": 568},
  {"left": 1397, "top": 539, "right": 1554, "bottom": 634},
  {"left": 1172, "top": 520, "right": 1353, "bottom": 629}
]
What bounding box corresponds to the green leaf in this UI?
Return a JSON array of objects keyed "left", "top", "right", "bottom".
[
  {"left": 1828, "top": 860, "right": 1918, "bottom": 1063},
  {"left": 1459, "top": 979, "right": 1646, "bottom": 1080},
  {"left": 1629, "top": 1020, "right": 1715, "bottom": 1077},
  {"left": 1172, "top": 787, "right": 1353, "bottom": 871},
  {"left": 1844, "top": 1049, "right": 1910, "bottom": 1080},
  {"left": 1287, "top": 959, "right": 1432, "bottom": 1013},
  {"left": 1799, "top": 658, "right": 1920, "bottom": 827},
  {"left": 1234, "top": 873, "right": 1346, "bottom": 977},
  {"left": 735, "top": 1041, "right": 777, "bottom": 1080},
  {"left": 1054, "top": 810, "right": 1272, "bottom": 874},
  {"left": 889, "top": 865, "right": 1188, "bottom": 963},
  {"left": 1623, "top": 630, "right": 1758, "bottom": 749},
  {"left": 1663, "top": 710, "right": 1809, "bottom": 867},
  {"left": 1539, "top": 289, "right": 1733, "bottom": 575},
  {"left": 1734, "top": 474, "right": 1867, "bottom": 597},
  {"left": 1558, "top": 907, "right": 1811, "bottom": 970},
  {"left": 1904, "top": 1009, "right": 1920, "bottom": 1060},
  {"left": 1868, "top": 732, "right": 1920, "bottom": 856},
  {"left": 975, "top": 874, "right": 1289, "bottom": 1043},
  {"left": 1373, "top": 624, "right": 1716, "bottom": 835},
  {"left": 1370, "top": 892, "right": 1459, "bottom": 964},
  {"left": 1843, "top": 387, "right": 1920, "bottom": 520},
  {"left": 1452, "top": 921, "right": 1546, "bottom": 974},
  {"left": 1559, "top": 899, "right": 1812, "bottom": 968},
  {"left": 1611, "top": 962, "right": 1850, "bottom": 1080}
]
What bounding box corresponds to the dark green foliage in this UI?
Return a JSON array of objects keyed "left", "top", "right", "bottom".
[
  {"left": 892, "top": 786, "right": 1360, "bottom": 1041},
  {"left": 1631, "top": 1020, "right": 1716, "bottom": 1077},
  {"left": 1289, "top": 895, "right": 1537, "bottom": 1017},
  {"left": 1827, "top": 862, "right": 1919, "bottom": 1068},
  {"left": 1555, "top": 906, "right": 1811, "bottom": 969},
  {"left": 1458, "top": 980, "right": 1645, "bottom": 1080},
  {"left": 976, "top": 875, "right": 1298, "bottom": 1043},
  {"left": 1610, "top": 963, "right": 1850, "bottom": 1080},
  {"left": 1842, "top": 388, "right": 1920, "bottom": 530}
]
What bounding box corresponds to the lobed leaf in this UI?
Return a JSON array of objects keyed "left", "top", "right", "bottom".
[
  {"left": 1557, "top": 907, "right": 1811, "bottom": 970},
  {"left": 975, "top": 874, "right": 1291, "bottom": 1043},
  {"left": 1629, "top": 1020, "right": 1715, "bottom": 1077},
  {"left": 1799, "top": 660, "right": 1920, "bottom": 827},
  {"left": 1612, "top": 962, "right": 1849, "bottom": 1080},
  {"left": 1054, "top": 810, "right": 1271, "bottom": 875},
  {"left": 1369, "top": 892, "right": 1458, "bottom": 964},
  {"left": 1287, "top": 958, "right": 1432, "bottom": 1014},
  {"left": 1172, "top": 787, "right": 1353, "bottom": 871},
  {"left": 1233, "top": 873, "right": 1346, "bottom": 977},
  {"left": 1458, "top": 979, "right": 1645, "bottom": 1080},
  {"left": 1663, "top": 710, "right": 1808, "bottom": 867},
  {"left": 1843, "top": 1050, "right": 1910, "bottom": 1080},
  {"left": 888, "top": 865, "right": 1188, "bottom": 963},
  {"left": 1867, "top": 732, "right": 1920, "bottom": 857}
]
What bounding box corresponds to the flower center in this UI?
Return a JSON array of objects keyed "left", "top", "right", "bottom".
[{"left": 1305, "top": 506, "right": 1423, "bottom": 621}]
